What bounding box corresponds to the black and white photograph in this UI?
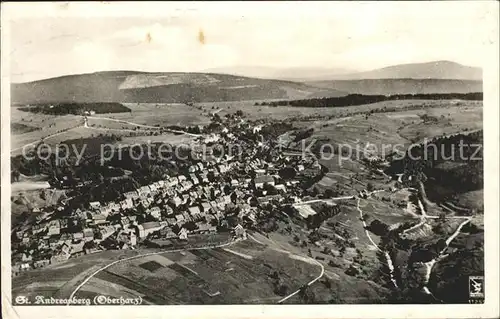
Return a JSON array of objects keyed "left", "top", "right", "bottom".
[{"left": 1, "top": 2, "right": 498, "bottom": 318}]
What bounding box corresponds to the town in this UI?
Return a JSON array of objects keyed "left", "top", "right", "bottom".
[{"left": 11, "top": 111, "right": 328, "bottom": 275}]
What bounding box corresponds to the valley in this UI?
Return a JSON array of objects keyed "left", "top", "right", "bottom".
[{"left": 11, "top": 92, "right": 483, "bottom": 304}]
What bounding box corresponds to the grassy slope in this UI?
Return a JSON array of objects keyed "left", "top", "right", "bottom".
[{"left": 11, "top": 71, "right": 347, "bottom": 104}]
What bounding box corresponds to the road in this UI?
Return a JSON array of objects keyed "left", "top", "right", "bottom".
[
  {"left": 11, "top": 126, "right": 81, "bottom": 153},
  {"left": 247, "top": 234, "right": 325, "bottom": 304},
  {"left": 87, "top": 116, "right": 203, "bottom": 137},
  {"left": 356, "top": 198, "right": 381, "bottom": 251},
  {"left": 292, "top": 195, "right": 355, "bottom": 207},
  {"left": 421, "top": 216, "right": 472, "bottom": 297},
  {"left": 405, "top": 184, "right": 474, "bottom": 297},
  {"left": 356, "top": 192, "right": 398, "bottom": 288},
  {"left": 277, "top": 258, "right": 324, "bottom": 304},
  {"left": 289, "top": 188, "right": 398, "bottom": 290},
  {"left": 67, "top": 239, "right": 241, "bottom": 304},
  {"left": 402, "top": 199, "right": 428, "bottom": 234},
  {"left": 11, "top": 115, "right": 203, "bottom": 155}
]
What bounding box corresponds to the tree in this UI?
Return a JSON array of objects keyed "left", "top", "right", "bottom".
[
  {"left": 279, "top": 167, "right": 297, "bottom": 180},
  {"left": 322, "top": 278, "right": 332, "bottom": 289},
  {"left": 439, "top": 212, "right": 446, "bottom": 223},
  {"left": 298, "top": 285, "right": 316, "bottom": 303},
  {"left": 183, "top": 221, "right": 199, "bottom": 232},
  {"left": 367, "top": 182, "right": 374, "bottom": 192},
  {"left": 275, "top": 284, "right": 288, "bottom": 296},
  {"left": 324, "top": 189, "right": 335, "bottom": 198},
  {"left": 308, "top": 231, "right": 321, "bottom": 243},
  {"left": 263, "top": 183, "right": 278, "bottom": 195}
]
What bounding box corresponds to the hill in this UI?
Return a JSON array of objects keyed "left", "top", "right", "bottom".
[
  {"left": 335, "top": 61, "right": 482, "bottom": 81},
  {"left": 204, "top": 61, "right": 482, "bottom": 82},
  {"left": 203, "top": 66, "right": 357, "bottom": 82},
  {"left": 11, "top": 71, "right": 347, "bottom": 105},
  {"left": 306, "top": 79, "right": 483, "bottom": 95}
]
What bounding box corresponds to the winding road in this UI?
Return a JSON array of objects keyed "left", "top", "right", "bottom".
[
  {"left": 11, "top": 115, "right": 203, "bottom": 155},
  {"left": 355, "top": 194, "right": 398, "bottom": 288},
  {"left": 247, "top": 234, "right": 325, "bottom": 304},
  {"left": 11, "top": 126, "right": 81, "bottom": 153},
  {"left": 277, "top": 258, "right": 324, "bottom": 304},
  {"left": 66, "top": 239, "right": 241, "bottom": 305}
]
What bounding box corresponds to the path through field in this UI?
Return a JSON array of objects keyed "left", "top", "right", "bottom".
[
  {"left": 11, "top": 115, "right": 202, "bottom": 155},
  {"left": 246, "top": 233, "right": 325, "bottom": 304},
  {"left": 67, "top": 239, "right": 242, "bottom": 304}
]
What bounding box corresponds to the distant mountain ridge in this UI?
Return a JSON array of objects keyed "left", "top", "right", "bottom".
[
  {"left": 11, "top": 71, "right": 347, "bottom": 105},
  {"left": 204, "top": 61, "right": 481, "bottom": 81},
  {"left": 335, "top": 61, "right": 482, "bottom": 81},
  {"left": 11, "top": 61, "right": 482, "bottom": 105},
  {"left": 307, "top": 79, "right": 482, "bottom": 95}
]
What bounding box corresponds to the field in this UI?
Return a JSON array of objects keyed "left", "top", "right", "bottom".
[
  {"left": 12, "top": 250, "right": 139, "bottom": 300},
  {"left": 11, "top": 123, "right": 39, "bottom": 134},
  {"left": 73, "top": 238, "right": 324, "bottom": 304},
  {"left": 278, "top": 102, "right": 483, "bottom": 171},
  {"left": 10, "top": 107, "right": 84, "bottom": 152},
  {"left": 248, "top": 230, "right": 391, "bottom": 304},
  {"left": 100, "top": 103, "right": 212, "bottom": 127},
  {"left": 11, "top": 99, "right": 481, "bottom": 156},
  {"left": 200, "top": 99, "right": 481, "bottom": 126},
  {"left": 10, "top": 103, "right": 206, "bottom": 155}
]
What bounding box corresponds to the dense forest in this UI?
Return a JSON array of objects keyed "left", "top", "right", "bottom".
[
  {"left": 18, "top": 102, "right": 131, "bottom": 115},
  {"left": 363, "top": 215, "right": 484, "bottom": 304},
  {"left": 386, "top": 130, "right": 483, "bottom": 200},
  {"left": 259, "top": 92, "right": 482, "bottom": 108}
]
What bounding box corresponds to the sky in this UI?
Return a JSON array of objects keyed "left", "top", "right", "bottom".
[{"left": 4, "top": 1, "right": 494, "bottom": 83}]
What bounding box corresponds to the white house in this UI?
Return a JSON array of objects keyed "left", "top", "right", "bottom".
[
  {"left": 120, "top": 198, "right": 134, "bottom": 210},
  {"left": 89, "top": 201, "right": 101, "bottom": 210},
  {"left": 190, "top": 174, "right": 200, "bottom": 185},
  {"left": 179, "top": 228, "right": 188, "bottom": 240},
  {"left": 148, "top": 207, "right": 162, "bottom": 220},
  {"left": 47, "top": 219, "right": 61, "bottom": 236},
  {"left": 124, "top": 191, "right": 139, "bottom": 200},
  {"left": 138, "top": 186, "right": 151, "bottom": 198},
  {"left": 234, "top": 224, "right": 246, "bottom": 239},
  {"left": 136, "top": 221, "right": 164, "bottom": 239}
]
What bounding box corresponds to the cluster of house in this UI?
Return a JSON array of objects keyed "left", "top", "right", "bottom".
[{"left": 11, "top": 113, "right": 323, "bottom": 276}]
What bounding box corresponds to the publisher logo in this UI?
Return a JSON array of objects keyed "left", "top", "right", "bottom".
[{"left": 469, "top": 276, "right": 484, "bottom": 299}]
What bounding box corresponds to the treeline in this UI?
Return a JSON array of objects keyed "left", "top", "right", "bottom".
[
  {"left": 259, "top": 92, "right": 483, "bottom": 108},
  {"left": 11, "top": 135, "right": 122, "bottom": 177},
  {"left": 18, "top": 102, "right": 131, "bottom": 115}
]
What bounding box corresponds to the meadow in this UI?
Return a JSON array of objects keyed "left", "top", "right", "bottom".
[{"left": 73, "top": 238, "right": 322, "bottom": 304}]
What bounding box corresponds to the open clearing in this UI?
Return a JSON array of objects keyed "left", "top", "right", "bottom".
[
  {"left": 12, "top": 250, "right": 138, "bottom": 300},
  {"left": 10, "top": 103, "right": 206, "bottom": 153},
  {"left": 107, "top": 103, "right": 212, "bottom": 127},
  {"left": 74, "top": 239, "right": 322, "bottom": 304}
]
